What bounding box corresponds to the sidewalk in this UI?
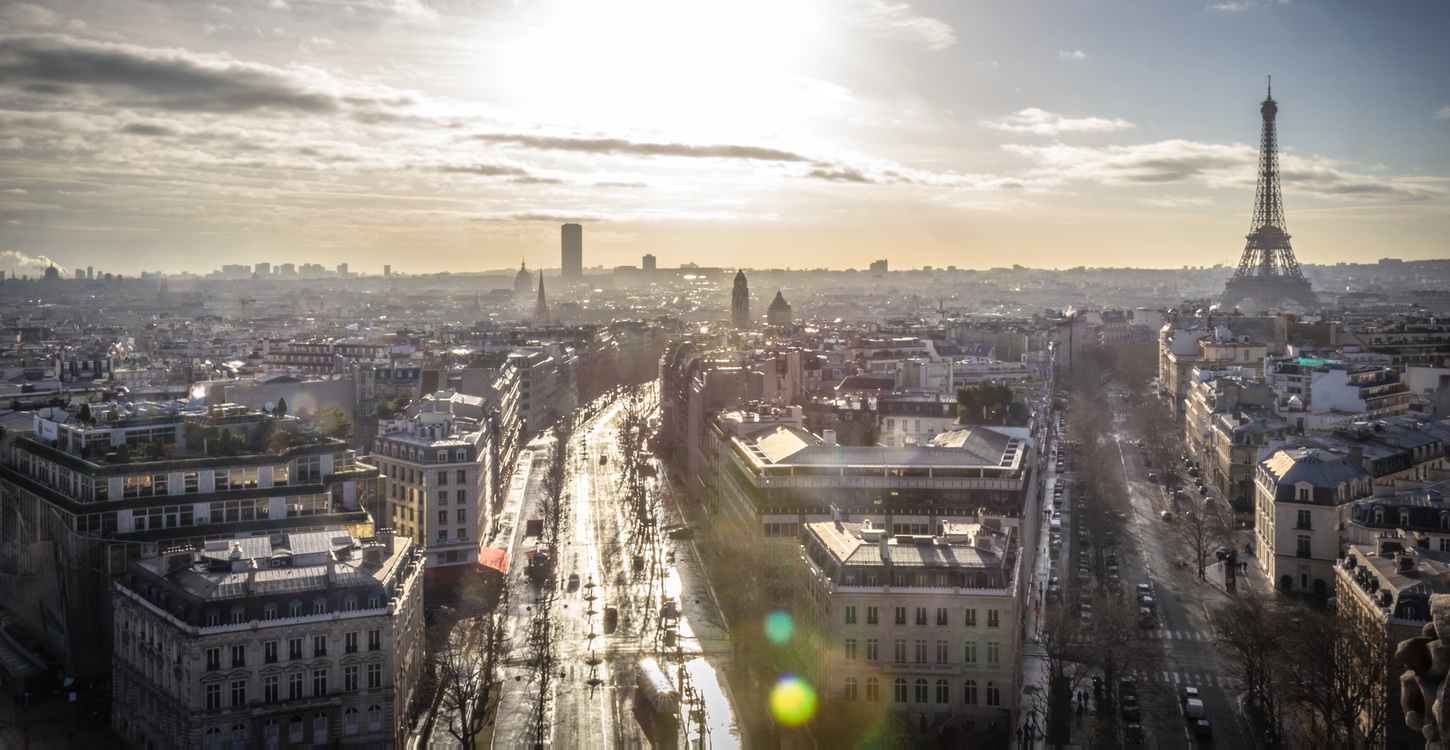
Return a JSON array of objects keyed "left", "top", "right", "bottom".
[{"left": 0, "top": 690, "right": 118, "bottom": 750}]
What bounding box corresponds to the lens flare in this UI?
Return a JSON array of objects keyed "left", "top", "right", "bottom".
[
  {"left": 768, "top": 675, "right": 818, "bottom": 727},
  {"left": 764, "top": 610, "right": 794, "bottom": 644}
]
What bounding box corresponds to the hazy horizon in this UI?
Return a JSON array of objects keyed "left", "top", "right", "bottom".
[{"left": 2, "top": 0, "right": 1448, "bottom": 276}]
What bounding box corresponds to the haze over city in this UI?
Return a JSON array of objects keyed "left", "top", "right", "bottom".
[{"left": 1, "top": 0, "right": 1448, "bottom": 276}]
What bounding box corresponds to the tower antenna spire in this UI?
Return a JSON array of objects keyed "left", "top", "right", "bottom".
[{"left": 1267, "top": 74, "right": 1271, "bottom": 98}]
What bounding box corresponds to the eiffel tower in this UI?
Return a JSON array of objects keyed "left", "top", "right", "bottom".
[{"left": 1220, "top": 80, "right": 1319, "bottom": 312}]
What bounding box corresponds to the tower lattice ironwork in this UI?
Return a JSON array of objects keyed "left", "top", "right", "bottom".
[{"left": 1220, "top": 80, "right": 1319, "bottom": 311}]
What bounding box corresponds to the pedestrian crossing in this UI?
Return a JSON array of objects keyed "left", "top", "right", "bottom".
[
  {"left": 1148, "top": 629, "right": 1210, "bottom": 642},
  {"left": 1157, "top": 670, "right": 1229, "bottom": 689}
]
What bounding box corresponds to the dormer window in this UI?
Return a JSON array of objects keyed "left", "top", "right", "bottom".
[
  {"left": 1440, "top": 513, "right": 1449, "bottom": 531},
  {"left": 1297, "top": 487, "right": 1310, "bottom": 502},
  {"left": 1375, "top": 508, "right": 1385, "bottom": 525},
  {"left": 1401, "top": 510, "right": 1411, "bottom": 528}
]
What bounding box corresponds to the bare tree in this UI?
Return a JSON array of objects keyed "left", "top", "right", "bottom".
[
  {"left": 1279, "top": 603, "right": 1390, "bottom": 746},
  {"left": 1211, "top": 595, "right": 1286, "bottom": 735},
  {"left": 1173, "top": 496, "right": 1232, "bottom": 580},
  {"left": 432, "top": 588, "right": 510, "bottom": 749}
]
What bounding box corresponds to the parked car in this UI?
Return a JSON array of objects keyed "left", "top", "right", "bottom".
[{"left": 1194, "top": 719, "right": 1213, "bottom": 741}]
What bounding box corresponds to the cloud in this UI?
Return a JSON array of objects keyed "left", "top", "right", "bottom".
[
  {"left": 0, "top": 36, "right": 339, "bottom": 113},
  {"left": 0, "top": 137, "right": 24, "bottom": 149},
  {"left": 1207, "top": 0, "right": 1289, "bottom": 10},
  {"left": 121, "top": 123, "right": 174, "bottom": 136},
  {"left": 0, "top": 3, "right": 63, "bottom": 28},
  {"left": 3, "top": 188, "right": 29, "bottom": 194},
  {"left": 1058, "top": 50, "right": 1087, "bottom": 61},
  {"left": 845, "top": 1, "right": 957, "bottom": 51},
  {"left": 436, "top": 163, "right": 533, "bottom": 178},
  {"left": 985, "top": 108, "right": 1134, "bottom": 136},
  {"left": 807, "top": 167, "right": 873, "bottom": 183},
  {"left": 1140, "top": 194, "right": 1215, "bottom": 207},
  {"left": 477, "top": 134, "right": 814, "bottom": 163},
  {"left": 1435, "top": 106, "right": 1450, "bottom": 120},
  {"left": 1005, "top": 139, "right": 1445, "bottom": 201}
]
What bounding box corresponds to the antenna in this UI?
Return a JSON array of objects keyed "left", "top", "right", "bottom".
[{"left": 1267, "top": 75, "right": 1271, "bottom": 98}]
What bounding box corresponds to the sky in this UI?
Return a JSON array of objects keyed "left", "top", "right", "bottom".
[{"left": 1, "top": 0, "right": 1448, "bottom": 277}]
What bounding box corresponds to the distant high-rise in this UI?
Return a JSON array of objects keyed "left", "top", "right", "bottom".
[
  {"left": 642, "top": 254, "right": 656, "bottom": 273},
  {"left": 384, "top": 264, "right": 392, "bottom": 278},
  {"left": 561, "top": 223, "right": 583, "bottom": 280},
  {"left": 1220, "top": 81, "right": 1318, "bottom": 312},
  {"left": 254, "top": 262, "right": 270, "bottom": 277},
  {"left": 869, "top": 259, "right": 889, "bottom": 274},
  {"left": 337, "top": 262, "right": 349, "bottom": 279},
  {"left": 731, "top": 270, "right": 750, "bottom": 329},
  {"left": 86, "top": 265, "right": 93, "bottom": 280}
]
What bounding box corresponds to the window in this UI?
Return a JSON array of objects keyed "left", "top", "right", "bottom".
[
  {"left": 313, "top": 635, "right": 327, "bottom": 657},
  {"left": 1296, "top": 509, "right": 1312, "bottom": 529},
  {"left": 965, "top": 608, "right": 977, "bottom": 627},
  {"left": 264, "top": 603, "right": 278, "bottom": 620},
  {"left": 206, "top": 610, "right": 220, "bottom": 627},
  {"left": 915, "top": 607, "right": 927, "bottom": 625},
  {"left": 457, "top": 489, "right": 466, "bottom": 503},
  {"left": 288, "top": 638, "right": 303, "bottom": 660},
  {"left": 313, "top": 598, "right": 327, "bottom": 616},
  {"left": 288, "top": 716, "right": 305, "bottom": 744},
  {"left": 866, "top": 677, "right": 880, "bottom": 702},
  {"left": 914, "top": 678, "right": 928, "bottom": 704},
  {"left": 936, "top": 607, "right": 948, "bottom": 626},
  {"left": 438, "top": 510, "right": 448, "bottom": 525},
  {"left": 344, "top": 665, "right": 359, "bottom": 692},
  {"left": 936, "top": 679, "right": 949, "bottom": 705},
  {"left": 313, "top": 712, "right": 328, "bottom": 745},
  {"left": 986, "top": 681, "right": 1001, "bottom": 706},
  {"left": 367, "top": 629, "right": 382, "bottom": 651},
  {"left": 964, "top": 641, "right": 978, "bottom": 665},
  {"left": 206, "top": 647, "right": 221, "bottom": 671},
  {"left": 367, "top": 705, "right": 383, "bottom": 732},
  {"left": 343, "top": 596, "right": 357, "bottom": 612},
  {"left": 893, "top": 639, "right": 906, "bottom": 663},
  {"left": 264, "top": 675, "right": 279, "bottom": 704},
  {"left": 367, "top": 663, "right": 382, "bottom": 689},
  {"left": 1440, "top": 538, "right": 1450, "bottom": 553},
  {"left": 845, "top": 638, "right": 857, "bottom": 661},
  {"left": 206, "top": 728, "right": 222, "bottom": 750},
  {"left": 345, "top": 632, "right": 359, "bottom": 654},
  {"left": 936, "top": 640, "right": 948, "bottom": 664},
  {"left": 312, "top": 668, "right": 328, "bottom": 697},
  {"left": 231, "top": 679, "right": 248, "bottom": 707},
  {"left": 289, "top": 600, "right": 303, "bottom": 617},
  {"left": 264, "top": 720, "right": 280, "bottom": 750},
  {"left": 894, "top": 606, "right": 907, "bottom": 625},
  {"left": 1298, "top": 487, "right": 1310, "bottom": 501},
  {"left": 844, "top": 677, "right": 859, "bottom": 700},
  {"left": 1297, "top": 535, "right": 1311, "bottom": 558},
  {"left": 987, "top": 641, "right": 1000, "bottom": 666},
  {"left": 287, "top": 671, "right": 304, "bottom": 700},
  {"left": 231, "top": 644, "right": 246, "bottom": 668},
  {"left": 964, "top": 680, "right": 978, "bottom": 704},
  {"left": 893, "top": 678, "right": 908, "bottom": 704},
  {"left": 914, "top": 640, "right": 927, "bottom": 664},
  {"left": 866, "top": 607, "right": 879, "bottom": 625},
  {"left": 987, "top": 609, "right": 1000, "bottom": 628},
  {"left": 845, "top": 606, "right": 857, "bottom": 625},
  {"left": 344, "top": 707, "right": 360, "bottom": 737},
  {"left": 206, "top": 683, "right": 222, "bottom": 710},
  {"left": 865, "top": 639, "right": 879, "bottom": 661},
  {"left": 438, "top": 471, "right": 448, "bottom": 485}
]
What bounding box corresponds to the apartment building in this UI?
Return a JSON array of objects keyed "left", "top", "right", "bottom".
[
  {"left": 0, "top": 402, "right": 379, "bottom": 681},
  {"left": 111, "top": 529, "right": 424, "bottom": 749},
  {"left": 371, "top": 391, "right": 498, "bottom": 576},
  {"left": 797, "top": 517, "right": 1022, "bottom": 735}
]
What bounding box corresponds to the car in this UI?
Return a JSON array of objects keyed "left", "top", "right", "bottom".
[
  {"left": 1121, "top": 700, "right": 1141, "bottom": 722},
  {"left": 1181, "top": 686, "right": 1201, "bottom": 705},
  {"left": 603, "top": 606, "right": 619, "bottom": 633},
  {"left": 661, "top": 600, "right": 679, "bottom": 619},
  {"left": 1136, "top": 582, "right": 1153, "bottom": 597},
  {"left": 1194, "top": 719, "right": 1213, "bottom": 740},
  {"left": 1140, "top": 595, "right": 1157, "bottom": 611},
  {"left": 1139, "top": 607, "right": 1156, "bottom": 627},
  {"left": 1124, "top": 722, "right": 1145, "bottom": 744},
  {"left": 1161, "top": 510, "right": 1174, "bottom": 521},
  {"left": 1147, "top": 472, "right": 1159, "bottom": 483},
  {"left": 567, "top": 573, "right": 581, "bottom": 590},
  {"left": 1119, "top": 678, "right": 1137, "bottom": 698},
  {"left": 1185, "top": 696, "right": 1206, "bottom": 720},
  {"left": 1105, "top": 552, "right": 1119, "bottom": 566},
  {"left": 1215, "top": 546, "right": 1233, "bottom": 561},
  {"left": 667, "top": 525, "right": 695, "bottom": 540}
]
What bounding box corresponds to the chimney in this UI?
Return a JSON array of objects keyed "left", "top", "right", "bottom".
[
  {"left": 1350, "top": 445, "right": 1365, "bottom": 468},
  {"left": 879, "top": 531, "right": 890, "bottom": 563},
  {"left": 823, "top": 429, "right": 837, "bottom": 447}
]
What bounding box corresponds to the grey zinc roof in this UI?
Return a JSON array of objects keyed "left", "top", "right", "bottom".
[{"left": 1260, "top": 447, "right": 1368, "bottom": 488}]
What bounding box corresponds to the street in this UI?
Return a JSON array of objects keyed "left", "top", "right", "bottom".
[{"left": 489, "top": 390, "right": 741, "bottom": 748}]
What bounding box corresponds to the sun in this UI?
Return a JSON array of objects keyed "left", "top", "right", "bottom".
[{"left": 495, "top": 0, "right": 829, "bottom": 143}]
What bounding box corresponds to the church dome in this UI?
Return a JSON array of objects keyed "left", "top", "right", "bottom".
[{"left": 514, "top": 262, "right": 533, "bottom": 294}]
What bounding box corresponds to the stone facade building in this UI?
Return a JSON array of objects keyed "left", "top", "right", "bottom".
[{"left": 111, "top": 530, "right": 424, "bottom": 749}]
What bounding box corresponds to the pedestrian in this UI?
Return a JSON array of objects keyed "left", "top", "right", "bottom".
[{"left": 1017, "top": 727, "right": 1023, "bottom": 745}]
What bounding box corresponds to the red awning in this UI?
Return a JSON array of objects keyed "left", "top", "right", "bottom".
[{"left": 476, "top": 547, "right": 510, "bottom": 574}]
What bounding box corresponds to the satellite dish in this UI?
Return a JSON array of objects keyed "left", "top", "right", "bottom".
[{"left": 265, "top": 402, "right": 276, "bottom": 413}]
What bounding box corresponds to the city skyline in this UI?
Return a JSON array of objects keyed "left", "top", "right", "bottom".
[{"left": 1, "top": 0, "right": 1448, "bottom": 276}]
